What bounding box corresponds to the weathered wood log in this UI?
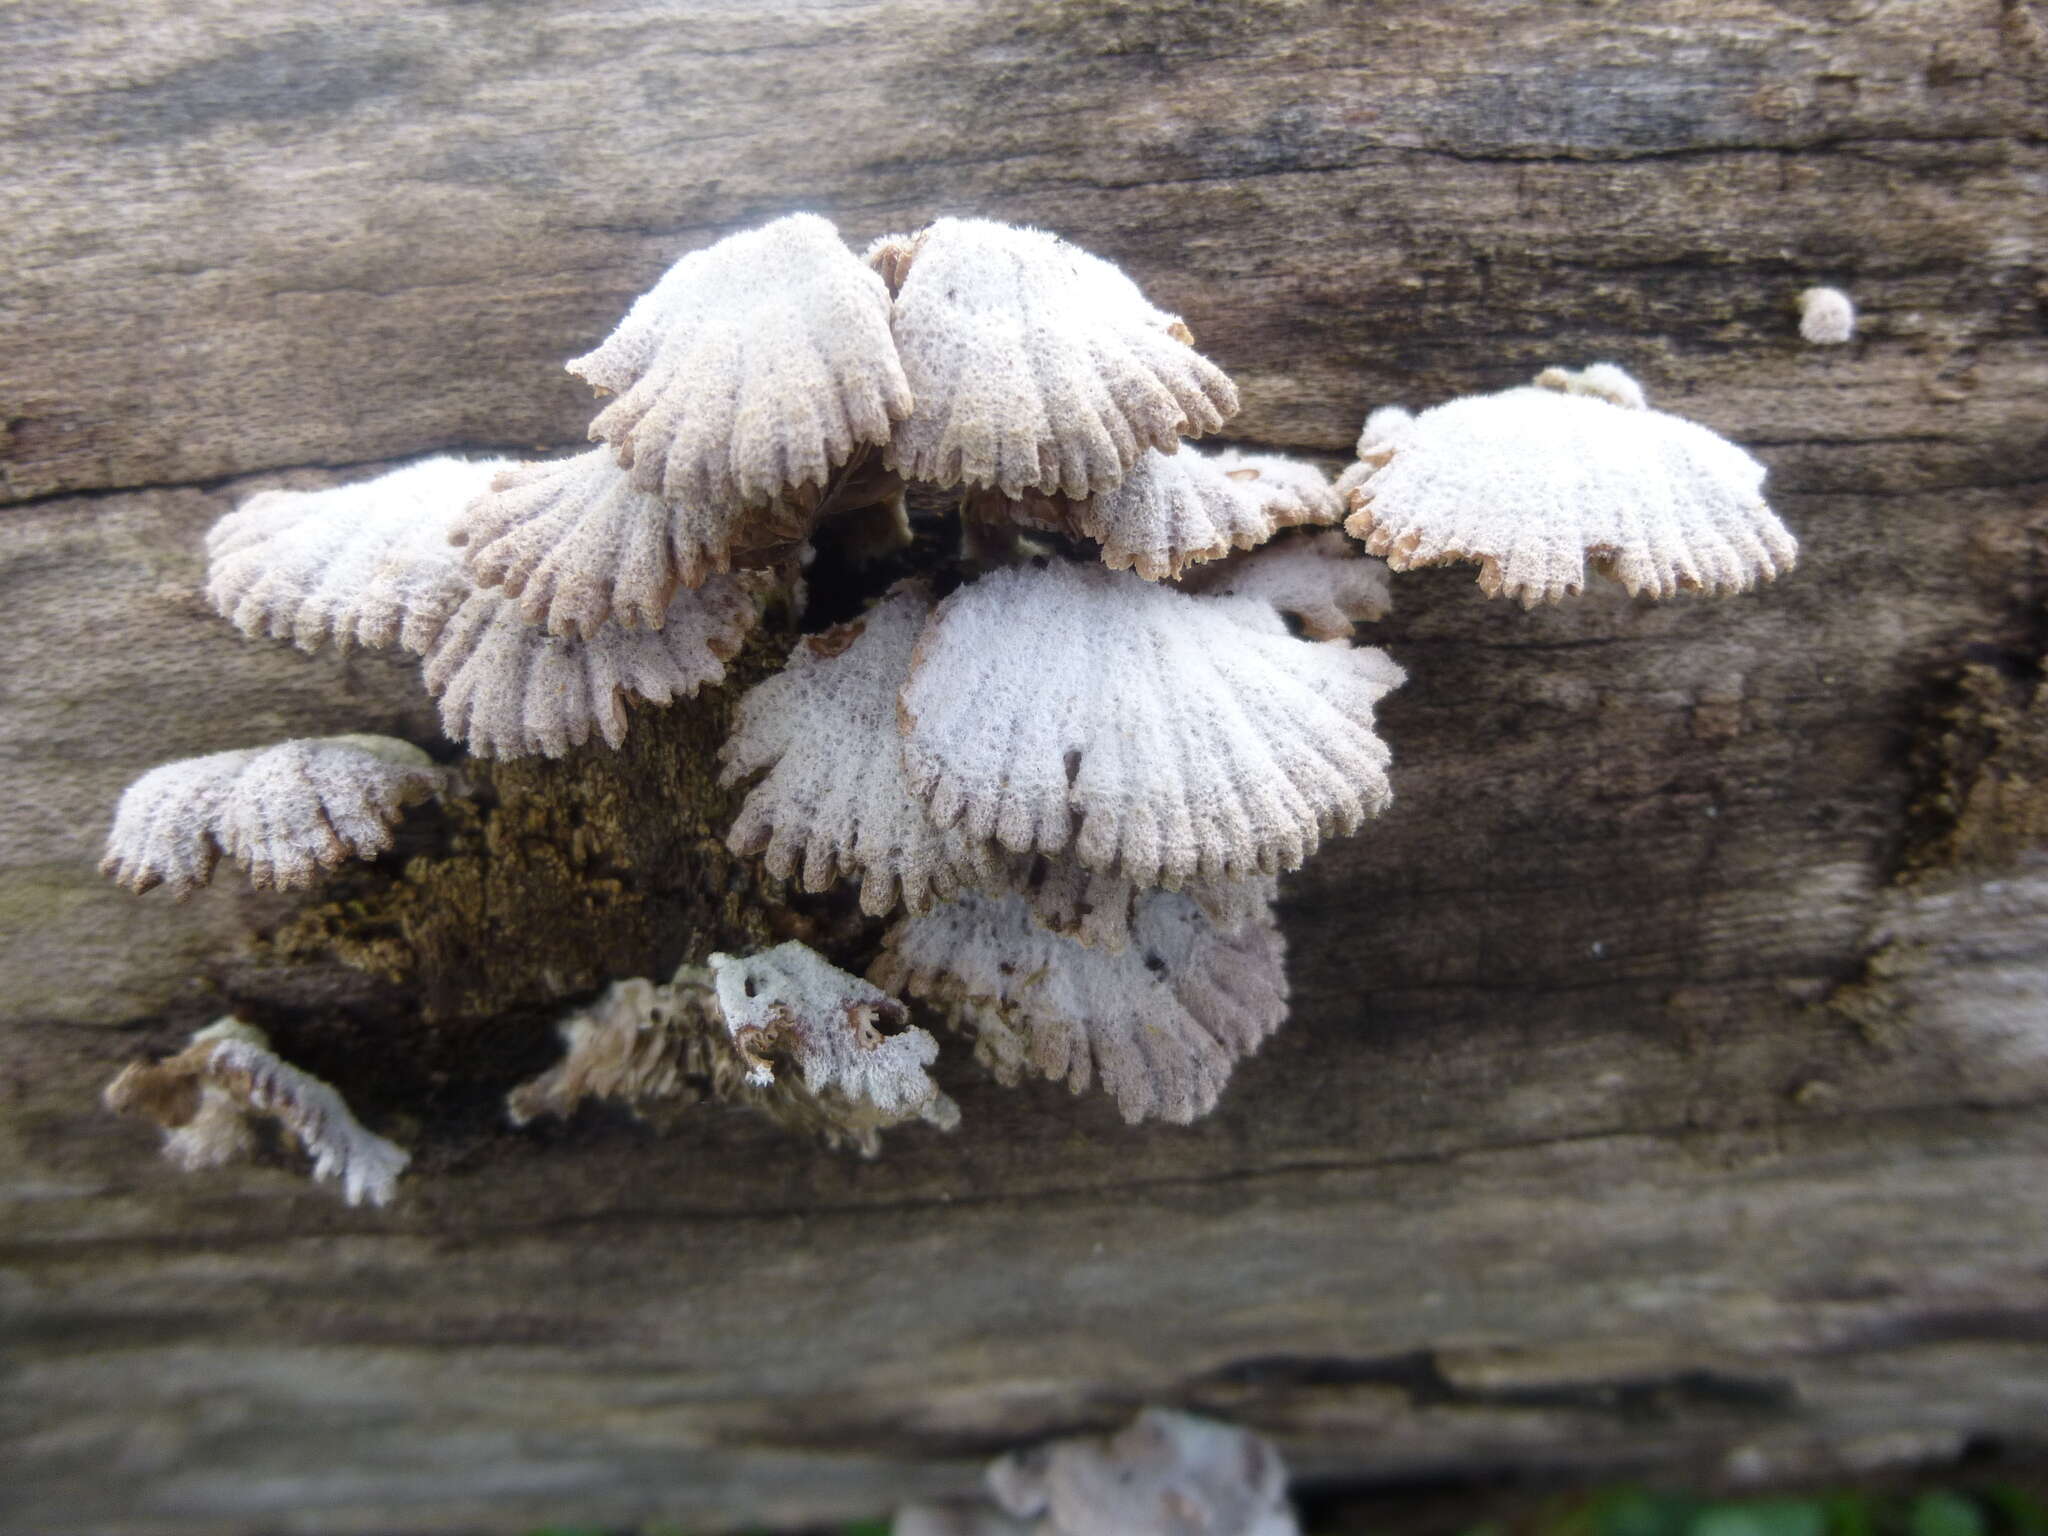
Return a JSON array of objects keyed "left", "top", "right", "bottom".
[{"left": 4, "top": 1, "right": 2047, "bottom": 1531}]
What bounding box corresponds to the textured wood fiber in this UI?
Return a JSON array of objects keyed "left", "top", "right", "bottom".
[{"left": 4, "top": 1, "right": 2048, "bottom": 1531}]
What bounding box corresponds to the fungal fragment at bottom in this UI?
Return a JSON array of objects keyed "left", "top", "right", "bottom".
[
  {"left": 509, "top": 947, "right": 961, "bottom": 1155},
  {"left": 870, "top": 889, "right": 1287, "bottom": 1125},
  {"left": 896, "top": 1406, "right": 1298, "bottom": 1536},
  {"left": 103, "top": 1019, "right": 411, "bottom": 1207}
]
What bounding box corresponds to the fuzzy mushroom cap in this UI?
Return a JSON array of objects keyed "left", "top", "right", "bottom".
[
  {"left": 988, "top": 1408, "right": 1297, "bottom": 1536},
  {"left": 1798, "top": 285, "right": 1856, "bottom": 345},
  {"left": 719, "top": 585, "right": 1007, "bottom": 916},
  {"left": 1182, "top": 529, "right": 1393, "bottom": 639},
  {"left": 104, "top": 1020, "right": 410, "bottom": 1208},
  {"left": 1344, "top": 383, "right": 1798, "bottom": 606},
  {"left": 101, "top": 736, "right": 441, "bottom": 898},
  {"left": 572, "top": 212, "right": 912, "bottom": 510},
  {"left": 883, "top": 218, "right": 1239, "bottom": 500},
  {"left": 421, "top": 572, "right": 764, "bottom": 759},
  {"left": 206, "top": 456, "right": 510, "bottom": 655},
  {"left": 710, "top": 942, "right": 958, "bottom": 1131},
  {"left": 451, "top": 447, "right": 808, "bottom": 640},
  {"left": 1019, "top": 857, "right": 1276, "bottom": 954},
  {"left": 899, "top": 562, "right": 1405, "bottom": 886},
  {"left": 1056, "top": 445, "right": 1342, "bottom": 581},
  {"left": 1534, "top": 362, "right": 1649, "bottom": 411},
  {"left": 871, "top": 890, "right": 1286, "bottom": 1126}
]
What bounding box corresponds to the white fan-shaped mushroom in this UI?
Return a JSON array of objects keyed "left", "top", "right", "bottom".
[
  {"left": 719, "top": 586, "right": 1006, "bottom": 916},
  {"left": 1337, "top": 406, "right": 1417, "bottom": 500},
  {"left": 899, "top": 562, "right": 1406, "bottom": 886},
  {"left": 421, "top": 574, "right": 761, "bottom": 759},
  {"left": 451, "top": 448, "right": 809, "bottom": 640},
  {"left": 988, "top": 1408, "right": 1297, "bottom": 1536},
  {"left": 1798, "top": 285, "right": 1856, "bottom": 344},
  {"left": 1344, "top": 383, "right": 1798, "bottom": 606},
  {"left": 870, "top": 890, "right": 1287, "bottom": 1125},
  {"left": 572, "top": 213, "right": 912, "bottom": 510},
  {"left": 1182, "top": 530, "right": 1393, "bottom": 639},
  {"left": 884, "top": 218, "right": 1239, "bottom": 499},
  {"left": 206, "top": 456, "right": 511, "bottom": 654},
  {"left": 1061, "top": 445, "right": 1341, "bottom": 580},
  {"left": 103, "top": 1019, "right": 411, "bottom": 1208},
  {"left": 710, "top": 942, "right": 958, "bottom": 1131},
  {"left": 101, "top": 735, "right": 441, "bottom": 897}
]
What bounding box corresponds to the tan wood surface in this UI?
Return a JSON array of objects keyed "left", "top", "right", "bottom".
[{"left": 4, "top": 2, "right": 2046, "bottom": 1530}]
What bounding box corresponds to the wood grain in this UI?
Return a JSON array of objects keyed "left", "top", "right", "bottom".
[{"left": 4, "top": 1, "right": 2047, "bottom": 1530}]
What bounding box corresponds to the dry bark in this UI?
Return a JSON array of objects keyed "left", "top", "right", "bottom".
[{"left": 4, "top": 1, "right": 2048, "bottom": 1531}]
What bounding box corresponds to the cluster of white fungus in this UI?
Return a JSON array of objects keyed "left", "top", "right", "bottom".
[
  {"left": 100, "top": 211, "right": 1803, "bottom": 1190},
  {"left": 896, "top": 1407, "right": 1297, "bottom": 1535}
]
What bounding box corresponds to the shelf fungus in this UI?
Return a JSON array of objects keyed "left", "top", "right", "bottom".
[
  {"left": 979, "top": 1407, "right": 1299, "bottom": 1536},
  {"left": 103, "top": 208, "right": 1813, "bottom": 1172},
  {"left": 1182, "top": 529, "right": 1394, "bottom": 640},
  {"left": 883, "top": 218, "right": 1239, "bottom": 499},
  {"left": 1341, "top": 371, "right": 1799, "bottom": 606},
  {"left": 451, "top": 447, "right": 806, "bottom": 639},
  {"left": 720, "top": 585, "right": 1006, "bottom": 916},
  {"left": 572, "top": 212, "right": 913, "bottom": 510},
  {"left": 1057, "top": 444, "right": 1343, "bottom": 581},
  {"left": 101, "top": 735, "right": 441, "bottom": 897},
  {"left": 711, "top": 942, "right": 960, "bottom": 1137},
  {"left": 206, "top": 455, "right": 509, "bottom": 655},
  {"left": 422, "top": 570, "right": 764, "bottom": 758},
  {"left": 899, "top": 562, "right": 1405, "bottom": 886},
  {"left": 103, "top": 1019, "right": 411, "bottom": 1207},
  {"left": 871, "top": 890, "right": 1286, "bottom": 1125},
  {"left": 1020, "top": 857, "right": 1277, "bottom": 956}
]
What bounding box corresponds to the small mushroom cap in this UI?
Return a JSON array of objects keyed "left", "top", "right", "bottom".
[
  {"left": 1182, "top": 529, "right": 1393, "bottom": 639},
  {"left": 1798, "top": 285, "right": 1856, "bottom": 344},
  {"left": 710, "top": 941, "right": 957, "bottom": 1130},
  {"left": 207, "top": 1033, "right": 411, "bottom": 1207},
  {"left": 421, "top": 572, "right": 763, "bottom": 759},
  {"left": 883, "top": 218, "right": 1239, "bottom": 499},
  {"left": 452, "top": 448, "right": 802, "bottom": 640},
  {"left": 719, "top": 585, "right": 1007, "bottom": 916},
  {"left": 899, "top": 562, "right": 1406, "bottom": 887},
  {"left": 1534, "top": 362, "right": 1649, "bottom": 410},
  {"left": 572, "top": 213, "right": 912, "bottom": 509},
  {"left": 207, "top": 456, "right": 511, "bottom": 654},
  {"left": 101, "top": 736, "right": 441, "bottom": 898},
  {"left": 870, "top": 889, "right": 1287, "bottom": 1126},
  {"left": 1344, "top": 383, "right": 1798, "bottom": 606},
  {"left": 989, "top": 1408, "right": 1296, "bottom": 1536},
  {"left": 103, "top": 1020, "right": 410, "bottom": 1207},
  {"left": 1022, "top": 856, "right": 1276, "bottom": 954},
  {"left": 1060, "top": 445, "right": 1342, "bottom": 581}
]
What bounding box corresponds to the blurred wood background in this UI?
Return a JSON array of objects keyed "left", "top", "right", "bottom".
[{"left": 4, "top": 1, "right": 2046, "bottom": 1530}]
